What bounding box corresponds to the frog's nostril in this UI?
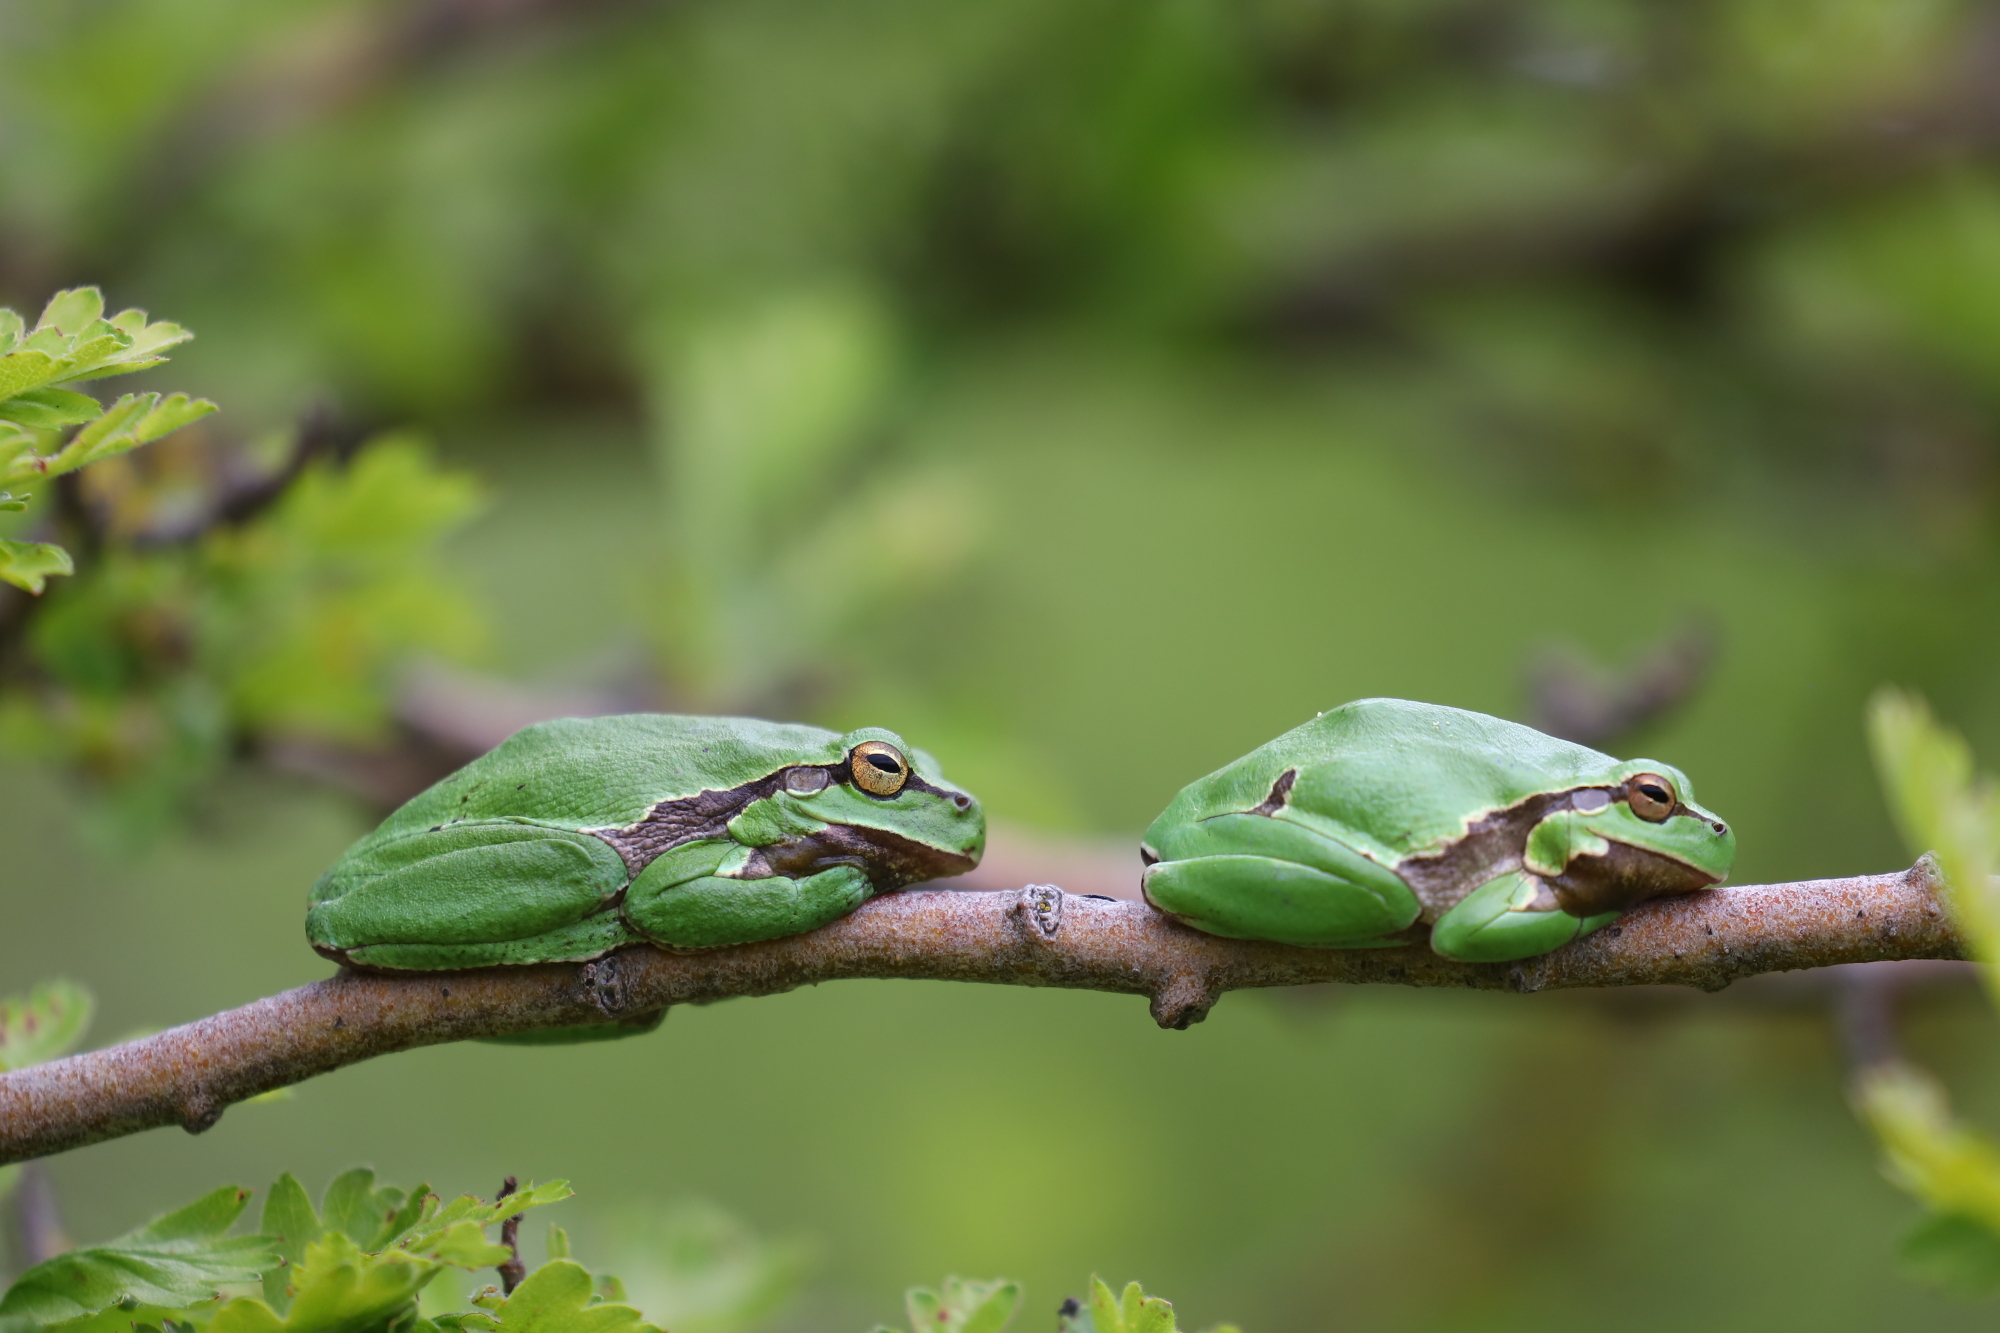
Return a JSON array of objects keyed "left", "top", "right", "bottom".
[{"left": 953, "top": 794, "right": 972, "bottom": 811}]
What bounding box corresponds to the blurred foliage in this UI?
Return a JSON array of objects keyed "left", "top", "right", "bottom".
[
  {"left": 596, "top": 1200, "right": 806, "bottom": 1333},
  {"left": 0, "top": 1174, "right": 578, "bottom": 1333},
  {"left": 1858, "top": 690, "right": 2000, "bottom": 1296},
  {"left": 873, "top": 1274, "right": 1238, "bottom": 1333},
  {"left": 0, "top": 414, "right": 484, "bottom": 835},
  {"left": 0, "top": 1176, "right": 1234, "bottom": 1333}
]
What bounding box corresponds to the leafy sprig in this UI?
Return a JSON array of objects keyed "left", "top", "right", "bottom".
[
  {"left": 0, "top": 287, "right": 216, "bottom": 594},
  {"left": 1859, "top": 687, "right": 2000, "bottom": 1295}
]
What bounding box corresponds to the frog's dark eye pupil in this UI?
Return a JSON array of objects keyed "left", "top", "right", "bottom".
[
  {"left": 849, "top": 741, "right": 911, "bottom": 796},
  {"left": 1641, "top": 784, "right": 1667, "bottom": 802}
]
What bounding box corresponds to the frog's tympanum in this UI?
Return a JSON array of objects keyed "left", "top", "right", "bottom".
[{"left": 1141, "top": 698, "right": 1733, "bottom": 962}]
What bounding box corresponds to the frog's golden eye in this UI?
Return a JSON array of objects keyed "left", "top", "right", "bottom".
[
  {"left": 850, "top": 741, "right": 909, "bottom": 797},
  {"left": 1625, "top": 773, "right": 1677, "bottom": 822}
]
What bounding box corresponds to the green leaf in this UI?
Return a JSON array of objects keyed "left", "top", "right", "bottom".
[
  {"left": 260, "top": 1175, "right": 323, "bottom": 1313},
  {"left": 0, "top": 538, "right": 74, "bottom": 594},
  {"left": 0, "top": 1186, "right": 277, "bottom": 1324},
  {"left": 0, "top": 388, "right": 101, "bottom": 430},
  {"left": 434, "top": 1262, "right": 658, "bottom": 1333},
  {"left": 0, "top": 349, "right": 61, "bottom": 402},
  {"left": 1060, "top": 1279, "right": 1179, "bottom": 1333},
  {"left": 46, "top": 393, "right": 217, "bottom": 477},
  {"left": 1, "top": 492, "right": 29, "bottom": 512},
  {"left": 1868, "top": 687, "right": 2000, "bottom": 999},
  {"left": 216, "top": 1232, "right": 431, "bottom": 1333},
  {"left": 40, "top": 288, "right": 105, "bottom": 337},
  {"left": 1900, "top": 1212, "right": 2000, "bottom": 1296},
  {"left": 0, "top": 979, "right": 94, "bottom": 1070},
  {"left": 321, "top": 1169, "right": 414, "bottom": 1251},
  {"left": 899, "top": 1278, "right": 1019, "bottom": 1333}
]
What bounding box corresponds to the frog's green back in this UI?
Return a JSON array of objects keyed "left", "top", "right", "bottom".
[
  {"left": 1157, "top": 699, "right": 1627, "bottom": 861},
  {"left": 360, "top": 714, "right": 850, "bottom": 846}
]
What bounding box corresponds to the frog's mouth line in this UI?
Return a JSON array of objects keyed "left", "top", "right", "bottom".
[{"left": 737, "top": 823, "right": 978, "bottom": 891}]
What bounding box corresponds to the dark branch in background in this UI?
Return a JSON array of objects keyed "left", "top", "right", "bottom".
[
  {"left": 1525, "top": 618, "right": 1718, "bottom": 750},
  {"left": 0, "top": 860, "right": 1963, "bottom": 1167}
]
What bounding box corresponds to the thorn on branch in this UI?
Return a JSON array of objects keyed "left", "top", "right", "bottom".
[{"left": 496, "top": 1175, "right": 525, "bottom": 1295}]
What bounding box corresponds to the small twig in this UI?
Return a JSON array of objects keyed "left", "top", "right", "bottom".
[
  {"left": 0, "top": 859, "right": 1962, "bottom": 1166},
  {"left": 11, "top": 1161, "right": 70, "bottom": 1264},
  {"left": 495, "top": 1176, "right": 525, "bottom": 1295}
]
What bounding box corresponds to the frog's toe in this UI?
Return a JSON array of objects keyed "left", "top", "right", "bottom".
[{"left": 1142, "top": 854, "right": 1418, "bottom": 946}]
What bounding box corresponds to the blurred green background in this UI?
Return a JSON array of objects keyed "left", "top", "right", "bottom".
[{"left": 7, "top": 0, "right": 2000, "bottom": 1325}]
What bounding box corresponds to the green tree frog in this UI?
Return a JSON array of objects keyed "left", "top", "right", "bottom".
[
  {"left": 308, "top": 715, "right": 984, "bottom": 969},
  {"left": 1141, "top": 698, "right": 1733, "bottom": 962}
]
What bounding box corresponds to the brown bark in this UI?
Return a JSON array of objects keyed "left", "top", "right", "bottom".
[{"left": 0, "top": 859, "right": 1962, "bottom": 1166}]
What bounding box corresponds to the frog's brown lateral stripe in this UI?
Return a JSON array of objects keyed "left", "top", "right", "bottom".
[
  {"left": 589, "top": 773, "right": 791, "bottom": 874},
  {"left": 1397, "top": 786, "right": 1720, "bottom": 919},
  {"left": 587, "top": 763, "right": 970, "bottom": 882}
]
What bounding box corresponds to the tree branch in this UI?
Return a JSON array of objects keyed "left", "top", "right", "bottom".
[{"left": 0, "top": 859, "right": 1962, "bottom": 1166}]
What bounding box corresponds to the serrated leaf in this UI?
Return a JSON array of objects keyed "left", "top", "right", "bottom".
[
  {"left": 436, "top": 1262, "right": 658, "bottom": 1333},
  {"left": 0, "top": 309, "right": 23, "bottom": 352},
  {"left": 1060, "top": 1278, "right": 1180, "bottom": 1333},
  {"left": 216, "top": 1232, "right": 430, "bottom": 1333},
  {"left": 323, "top": 1170, "right": 405, "bottom": 1250},
  {"left": 0, "top": 349, "right": 61, "bottom": 402},
  {"left": 0, "top": 387, "right": 101, "bottom": 430},
  {"left": 0, "top": 494, "right": 24, "bottom": 512},
  {"left": 45, "top": 393, "right": 216, "bottom": 478},
  {"left": 0, "top": 538, "right": 74, "bottom": 594},
  {"left": 261, "top": 1175, "right": 323, "bottom": 1312},
  {"left": 0, "top": 979, "right": 94, "bottom": 1070},
  {"left": 39, "top": 288, "right": 104, "bottom": 337},
  {"left": 392, "top": 1183, "right": 572, "bottom": 1256},
  {"left": 50, "top": 335, "right": 130, "bottom": 380},
  {"left": 0, "top": 1186, "right": 277, "bottom": 1324}
]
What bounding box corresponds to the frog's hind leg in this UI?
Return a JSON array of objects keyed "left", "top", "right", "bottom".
[
  {"left": 309, "top": 821, "right": 634, "bottom": 970},
  {"left": 1142, "top": 853, "right": 1419, "bottom": 946},
  {"left": 1429, "top": 871, "right": 1602, "bottom": 962}
]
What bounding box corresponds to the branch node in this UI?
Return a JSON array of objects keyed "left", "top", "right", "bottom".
[
  {"left": 1150, "top": 970, "right": 1217, "bottom": 1030},
  {"left": 579, "top": 955, "right": 629, "bottom": 1017},
  {"left": 178, "top": 1091, "right": 223, "bottom": 1135},
  {"left": 1018, "top": 884, "right": 1064, "bottom": 939}
]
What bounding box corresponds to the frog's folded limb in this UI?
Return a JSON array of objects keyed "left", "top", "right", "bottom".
[
  {"left": 307, "top": 821, "right": 630, "bottom": 957},
  {"left": 1428, "top": 871, "right": 1605, "bottom": 962},
  {"left": 625, "top": 862, "right": 874, "bottom": 950},
  {"left": 1142, "top": 853, "right": 1420, "bottom": 946}
]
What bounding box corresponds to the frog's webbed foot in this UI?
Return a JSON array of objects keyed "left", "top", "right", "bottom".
[{"left": 1429, "top": 871, "right": 1619, "bottom": 962}]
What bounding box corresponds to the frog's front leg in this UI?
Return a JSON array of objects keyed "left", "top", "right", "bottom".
[
  {"left": 308, "top": 821, "right": 635, "bottom": 970},
  {"left": 1141, "top": 813, "right": 1422, "bottom": 946},
  {"left": 621, "top": 838, "right": 874, "bottom": 950},
  {"left": 1428, "top": 872, "right": 1619, "bottom": 962}
]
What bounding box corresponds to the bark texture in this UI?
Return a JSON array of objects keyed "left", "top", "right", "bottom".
[{"left": 0, "top": 860, "right": 1963, "bottom": 1165}]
